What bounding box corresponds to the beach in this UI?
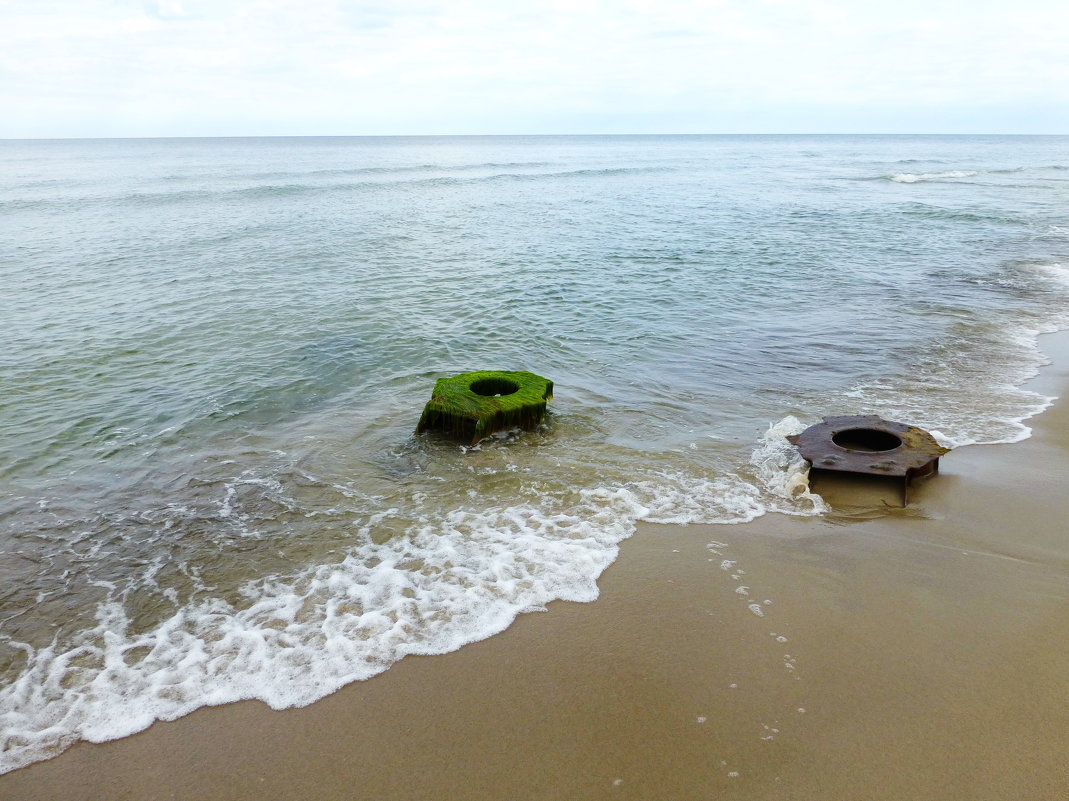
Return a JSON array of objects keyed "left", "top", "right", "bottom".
[{"left": 3, "top": 330, "right": 1068, "bottom": 800}]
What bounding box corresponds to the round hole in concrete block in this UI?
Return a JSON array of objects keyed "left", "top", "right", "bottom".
[
  {"left": 469, "top": 378, "right": 520, "bottom": 397},
  {"left": 832, "top": 428, "right": 902, "bottom": 452}
]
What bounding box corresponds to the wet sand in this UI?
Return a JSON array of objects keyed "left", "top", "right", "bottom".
[{"left": 4, "top": 333, "right": 1069, "bottom": 801}]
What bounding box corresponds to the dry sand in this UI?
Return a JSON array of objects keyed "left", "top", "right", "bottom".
[{"left": 4, "top": 334, "right": 1069, "bottom": 801}]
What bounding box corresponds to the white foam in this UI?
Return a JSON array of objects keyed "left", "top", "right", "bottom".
[
  {"left": 842, "top": 320, "right": 1059, "bottom": 449},
  {"left": 0, "top": 425, "right": 841, "bottom": 775},
  {"left": 889, "top": 170, "right": 978, "bottom": 183},
  {"left": 749, "top": 417, "right": 828, "bottom": 515},
  {"left": 1033, "top": 262, "right": 1069, "bottom": 288},
  {"left": 0, "top": 487, "right": 646, "bottom": 774},
  {"left": 627, "top": 472, "right": 766, "bottom": 525}
]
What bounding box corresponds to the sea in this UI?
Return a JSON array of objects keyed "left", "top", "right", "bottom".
[{"left": 2, "top": 134, "right": 1068, "bottom": 773}]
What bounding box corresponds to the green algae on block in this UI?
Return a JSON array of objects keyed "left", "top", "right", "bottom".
[{"left": 416, "top": 370, "right": 554, "bottom": 445}]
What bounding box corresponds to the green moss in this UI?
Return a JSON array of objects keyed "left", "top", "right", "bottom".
[{"left": 416, "top": 370, "right": 553, "bottom": 445}]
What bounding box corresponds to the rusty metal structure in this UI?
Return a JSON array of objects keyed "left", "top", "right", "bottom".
[{"left": 787, "top": 415, "right": 950, "bottom": 506}]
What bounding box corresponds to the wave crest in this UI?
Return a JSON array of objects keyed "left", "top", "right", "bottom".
[{"left": 888, "top": 170, "right": 978, "bottom": 183}]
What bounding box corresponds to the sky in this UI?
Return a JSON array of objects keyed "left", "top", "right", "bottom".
[{"left": 1, "top": 0, "right": 1067, "bottom": 138}]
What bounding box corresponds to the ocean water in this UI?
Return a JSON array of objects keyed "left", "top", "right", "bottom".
[{"left": 2, "top": 134, "right": 1068, "bottom": 772}]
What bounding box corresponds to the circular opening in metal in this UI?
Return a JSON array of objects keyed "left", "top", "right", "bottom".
[
  {"left": 470, "top": 378, "right": 519, "bottom": 397},
  {"left": 832, "top": 428, "right": 902, "bottom": 452}
]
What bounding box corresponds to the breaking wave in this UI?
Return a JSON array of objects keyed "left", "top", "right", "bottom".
[{"left": 888, "top": 170, "right": 978, "bottom": 183}]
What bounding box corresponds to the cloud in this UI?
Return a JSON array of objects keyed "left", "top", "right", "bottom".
[
  {"left": 1, "top": 0, "right": 1066, "bottom": 136},
  {"left": 143, "top": 0, "right": 187, "bottom": 19}
]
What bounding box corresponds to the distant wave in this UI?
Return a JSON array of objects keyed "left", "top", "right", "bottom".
[
  {"left": 234, "top": 161, "right": 559, "bottom": 182},
  {"left": 887, "top": 170, "right": 978, "bottom": 183},
  {"left": 1, "top": 165, "right": 676, "bottom": 212},
  {"left": 486, "top": 166, "right": 673, "bottom": 181},
  {"left": 898, "top": 202, "right": 1021, "bottom": 225},
  {"left": 860, "top": 166, "right": 1061, "bottom": 185}
]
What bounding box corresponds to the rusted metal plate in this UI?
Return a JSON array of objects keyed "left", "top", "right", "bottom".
[{"left": 787, "top": 415, "right": 950, "bottom": 504}]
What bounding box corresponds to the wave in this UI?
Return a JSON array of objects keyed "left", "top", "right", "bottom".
[
  {"left": 0, "top": 165, "right": 675, "bottom": 213},
  {"left": 0, "top": 487, "right": 636, "bottom": 772},
  {"left": 191, "top": 161, "right": 560, "bottom": 184},
  {"left": 0, "top": 428, "right": 821, "bottom": 774},
  {"left": 840, "top": 279, "right": 1069, "bottom": 448},
  {"left": 898, "top": 202, "right": 1021, "bottom": 225},
  {"left": 887, "top": 170, "right": 978, "bottom": 183},
  {"left": 862, "top": 166, "right": 1059, "bottom": 185}
]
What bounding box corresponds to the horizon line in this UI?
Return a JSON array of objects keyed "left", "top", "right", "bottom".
[{"left": 3, "top": 131, "right": 1067, "bottom": 142}]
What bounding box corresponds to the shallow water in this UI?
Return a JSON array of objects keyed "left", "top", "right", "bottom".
[{"left": 2, "top": 134, "right": 1068, "bottom": 771}]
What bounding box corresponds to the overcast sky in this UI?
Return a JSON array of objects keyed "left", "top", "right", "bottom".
[{"left": 2, "top": 0, "right": 1067, "bottom": 138}]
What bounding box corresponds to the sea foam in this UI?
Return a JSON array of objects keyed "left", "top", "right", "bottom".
[
  {"left": 888, "top": 170, "right": 978, "bottom": 183},
  {"left": 1, "top": 461, "right": 823, "bottom": 774}
]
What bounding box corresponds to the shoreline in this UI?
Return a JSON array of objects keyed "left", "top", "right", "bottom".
[{"left": 4, "top": 331, "right": 1069, "bottom": 800}]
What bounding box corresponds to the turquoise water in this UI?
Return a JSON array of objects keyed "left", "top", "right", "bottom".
[{"left": 2, "top": 135, "right": 1068, "bottom": 771}]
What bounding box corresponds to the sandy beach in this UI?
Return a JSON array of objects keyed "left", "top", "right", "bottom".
[{"left": 4, "top": 332, "right": 1069, "bottom": 801}]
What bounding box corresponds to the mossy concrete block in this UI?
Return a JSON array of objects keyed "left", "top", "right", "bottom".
[{"left": 416, "top": 370, "right": 553, "bottom": 445}]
